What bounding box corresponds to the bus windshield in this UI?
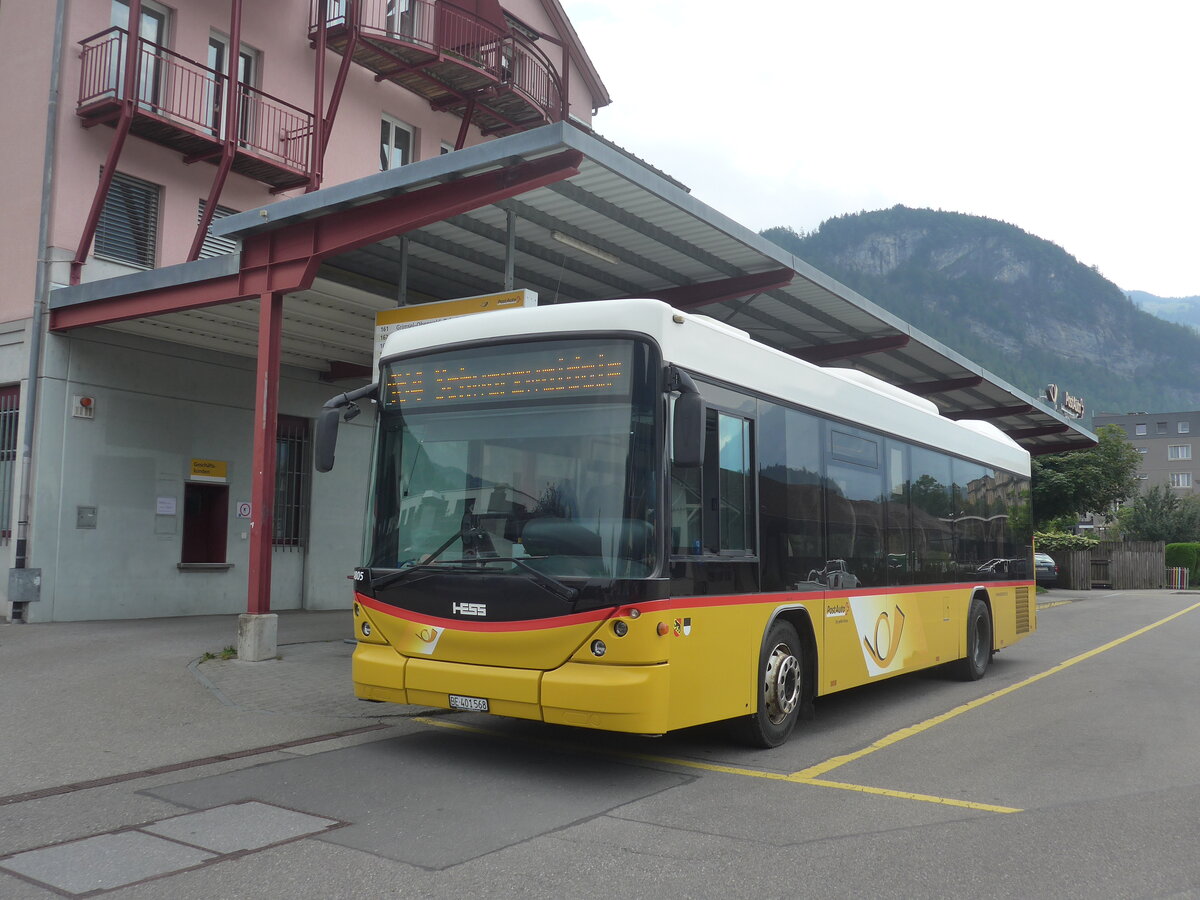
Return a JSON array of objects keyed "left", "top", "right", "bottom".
[{"left": 366, "top": 337, "right": 659, "bottom": 580}]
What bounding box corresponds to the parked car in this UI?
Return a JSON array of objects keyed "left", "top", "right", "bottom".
[{"left": 1035, "top": 552, "right": 1058, "bottom": 585}]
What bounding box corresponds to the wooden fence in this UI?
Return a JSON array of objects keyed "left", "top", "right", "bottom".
[{"left": 1055, "top": 541, "right": 1166, "bottom": 590}]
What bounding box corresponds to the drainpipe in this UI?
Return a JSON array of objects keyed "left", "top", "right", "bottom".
[{"left": 11, "top": 0, "right": 69, "bottom": 622}]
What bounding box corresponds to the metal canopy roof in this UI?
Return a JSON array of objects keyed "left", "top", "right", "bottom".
[{"left": 50, "top": 121, "right": 1094, "bottom": 455}]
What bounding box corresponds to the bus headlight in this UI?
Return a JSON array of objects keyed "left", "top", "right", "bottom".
[
  {"left": 361, "top": 622, "right": 372, "bottom": 637},
  {"left": 612, "top": 620, "right": 628, "bottom": 637},
  {"left": 591, "top": 639, "right": 607, "bottom": 657}
]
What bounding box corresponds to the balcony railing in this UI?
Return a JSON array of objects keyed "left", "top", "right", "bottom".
[
  {"left": 78, "top": 27, "right": 313, "bottom": 185},
  {"left": 312, "top": 0, "right": 562, "bottom": 131}
]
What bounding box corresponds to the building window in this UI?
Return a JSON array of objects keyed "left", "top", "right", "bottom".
[
  {"left": 1135, "top": 424, "right": 1147, "bottom": 436},
  {"left": 1135, "top": 473, "right": 1149, "bottom": 480},
  {"left": 1168, "top": 445, "right": 1192, "bottom": 461},
  {"left": 206, "top": 34, "right": 257, "bottom": 140},
  {"left": 273, "top": 416, "right": 310, "bottom": 548},
  {"left": 380, "top": 115, "right": 414, "bottom": 170},
  {"left": 110, "top": 0, "right": 170, "bottom": 104},
  {"left": 1170, "top": 473, "right": 1192, "bottom": 489},
  {"left": 181, "top": 483, "right": 229, "bottom": 563},
  {"left": 95, "top": 171, "right": 160, "bottom": 268},
  {"left": 1156, "top": 422, "right": 1168, "bottom": 434},
  {"left": 1136, "top": 447, "right": 1148, "bottom": 454},
  {"left": 0, "top": 386, "right": 18, "bottom": 545},
  {"left": 1181, "top": 422, "right": 1192, "bottom": 434}
]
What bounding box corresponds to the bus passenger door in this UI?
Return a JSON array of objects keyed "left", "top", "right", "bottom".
[{"left": 668, "top": 403, "right": 761, "bottom": 730}]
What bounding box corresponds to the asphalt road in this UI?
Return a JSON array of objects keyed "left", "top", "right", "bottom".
[{"left": 3, "top": 589, "right": 1200, "bottom": 898}]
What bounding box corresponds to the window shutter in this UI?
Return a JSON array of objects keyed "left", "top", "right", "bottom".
[
  {"left": 95, "top": 171, "right": 160, "bottom": 268},
  {"left": 197, "top": 199, "right": 239, "bottom": 258}
]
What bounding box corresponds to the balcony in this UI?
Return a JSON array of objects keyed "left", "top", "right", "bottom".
[
  {"left": 77, "top": 27, "right": 314, "bottom": 192},
  {"left": 311, "top": 0, "right": 562, "bottom": 137}
]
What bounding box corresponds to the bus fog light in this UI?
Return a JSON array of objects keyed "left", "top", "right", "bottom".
[
  {"left": 613, "top": 620, "right": 629, "bottom": 637},
  {"left": 591, "top": 639, "right": 607, "bottom": 657},
  {"left": 361, "top": 622, "right": 372, "bottom": 637}
]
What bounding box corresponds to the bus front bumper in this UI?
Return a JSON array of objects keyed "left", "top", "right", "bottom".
[{"left": 353, "top": 642, "right": 670, "bottom": 735}]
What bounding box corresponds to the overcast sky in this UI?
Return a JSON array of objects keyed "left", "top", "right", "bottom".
[{"left": 561, "top": 0, "right": 1199, "bottom": 298}]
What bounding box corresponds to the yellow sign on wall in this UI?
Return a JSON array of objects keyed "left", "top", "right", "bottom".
[{"left": 190, "top": 459, "right": 228, "bottom": 482}]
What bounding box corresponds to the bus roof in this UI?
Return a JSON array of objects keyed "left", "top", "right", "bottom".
[{"left": 380, "top": 298, "right": 1030, "bottom": 476}]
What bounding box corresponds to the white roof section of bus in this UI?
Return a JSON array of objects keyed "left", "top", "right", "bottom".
[
  {"left": 381, "top": 298, "right": 1031, "bottom": 476},
  {"left": 53, "top": 122, "right": 1092, "bottom": 456}
]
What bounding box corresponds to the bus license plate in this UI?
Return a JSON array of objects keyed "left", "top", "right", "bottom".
[{"left": 449, "top": 694, "right": 489, "bottom": 712}]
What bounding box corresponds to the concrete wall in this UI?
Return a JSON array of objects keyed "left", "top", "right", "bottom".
[{"left": 22, "top": 327, "right": 374, "bottom": 622}]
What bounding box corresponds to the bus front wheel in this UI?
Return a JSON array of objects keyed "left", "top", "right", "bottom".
[
  {"left": 740, "top": 619, "right": 803, "bottom": 748},
  {"left": 953, "top": 596, "right": 992, "bottom": 681}
]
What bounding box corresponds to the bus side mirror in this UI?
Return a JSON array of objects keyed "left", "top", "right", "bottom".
[
  {"left": 314, "top": 407, "right": 342, "bottom": 473},
  {"left": 315, "top": 382, "right": 378, "bottom": 473},
  {"left": 670, "top": 369, "right": 704, "bottom": 468}
]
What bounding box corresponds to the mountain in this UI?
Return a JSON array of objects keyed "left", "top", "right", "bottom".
[
  {"left": 1127, "top": 290, "right": 1200, "bottom": 333},
  {"left": 761, "top": 207, "right": 1200, "bottom": 423}
]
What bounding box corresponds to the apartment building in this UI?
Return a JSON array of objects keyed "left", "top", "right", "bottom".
[
  {"left": 0, "top": 0, "right": 607, "bottom": 624},
  {"left": 1092, "top": 411, "right": 1200, "bottom": 495}
]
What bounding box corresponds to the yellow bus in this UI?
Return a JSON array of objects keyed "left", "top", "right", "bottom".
[{"left": 317, "top": 299, "right": 1035, "bottom": 747}]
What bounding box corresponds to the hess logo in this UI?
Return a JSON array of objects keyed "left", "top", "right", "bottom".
[{"left": 452, "top": 602, "right": 487, "bottom": 617}]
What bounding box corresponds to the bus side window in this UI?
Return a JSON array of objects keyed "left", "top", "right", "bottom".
[{"left": 673, "top": 409, "right": 755, "bottom": 556}]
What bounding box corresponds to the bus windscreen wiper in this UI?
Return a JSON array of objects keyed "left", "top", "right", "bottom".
[
  {"left": 470, "top": 556, "right": 579, "bottom": 601},
  {"left": 371, "top": 553, "right": 578, "bottom": 601},
  {"left": 370, "top": 524, "right": 474, "bottom": 590}
]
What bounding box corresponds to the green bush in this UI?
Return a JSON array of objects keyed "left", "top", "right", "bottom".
[
  {"left": 1165, "top": 542, "right": 1200, "bottom": 573},
  {"left": 1033, "top": 531, "right": 1099, "bottom": 553}
]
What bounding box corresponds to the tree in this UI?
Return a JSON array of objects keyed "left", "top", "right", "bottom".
[
  {"left": 1031, "top": 425, "right": 1141, "bottom": 528},
  {"left": 1120, "top": 485, "right": 1200, "bottom": 542}
]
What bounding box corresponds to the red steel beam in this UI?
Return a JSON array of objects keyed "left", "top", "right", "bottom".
[
  {"left": 641, "top": 268, "right": 794, "bottom": 310},
  {"left": 50, "top": 273, "right": 249, "bottom": 331},
  {"left": 319, "top": 12, "right": 359, "bottom": 159},
  {"left": 246, "top": 291, "right": 283, "bottom": 615},
  {"left": 307, "top": 0, "right": 328, "bottom": 191},
  {"left": 237, "top": 148, "right": 584, "bottom": 294},
  {"left": 51, "top": 149, "right": 584, "bottom": 331},
  {"left": 899, "top": 375, "right": 984, "bottom": 396},
  {"left": 792, "top": 334, "right": 910, "bottom": 363}
]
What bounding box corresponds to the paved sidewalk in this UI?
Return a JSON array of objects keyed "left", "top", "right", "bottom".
[{"left": 0, "top": 610, "right": 422, "bottom": 799}]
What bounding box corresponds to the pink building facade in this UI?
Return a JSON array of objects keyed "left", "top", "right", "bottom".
[{"left": 0, "top": 0, "right": 607, "bottom": 622}]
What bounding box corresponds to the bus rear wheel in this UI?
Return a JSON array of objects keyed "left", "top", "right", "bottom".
[
  {"left": 740, "top": 620, "right": 803, "bottom": 748},
  {"left": 953, "top": 596, "right": 992, "bottom": 681}
]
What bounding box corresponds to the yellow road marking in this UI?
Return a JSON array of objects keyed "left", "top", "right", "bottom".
[
  {"left": 1037, "top": 599, "right": 1073, "bottom": 609},
  {"left": 793, "top": 598, "right": 1200, "bottom": 781},
  {"left": 795, "top": 777, "right": 1021, "bottom": 813},
  {"left": 412, "top": 716, "right": 1018, "bottom": 812}
]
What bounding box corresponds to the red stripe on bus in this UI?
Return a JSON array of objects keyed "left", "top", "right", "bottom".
[
  {"left": 356, "top": 579, "right": 1033, "bottom": 633},
  {"left": 355, "top": 593, "right": 615, "bottom": 632}
]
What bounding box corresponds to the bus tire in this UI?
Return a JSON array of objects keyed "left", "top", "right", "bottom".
[
  {"left": 953, "top": 596, "right": 992, "bottom": 681},
  {"left": 739, "top": 619, "right": 803, "bottom": 748}
]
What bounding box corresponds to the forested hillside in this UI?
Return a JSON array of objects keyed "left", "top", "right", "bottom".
[
  {"left": 763, "top": 207, "right": 1200, "bottom": 422},
  {"left": 1128, "top": 290, "right": 1200, "bottom": 333}
]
